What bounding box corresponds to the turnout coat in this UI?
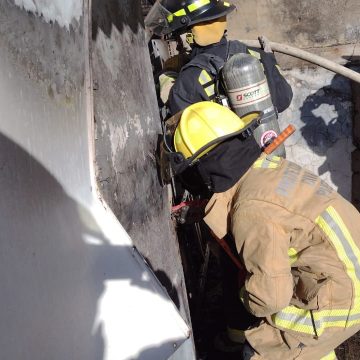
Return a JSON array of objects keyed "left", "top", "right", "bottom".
[{"left": 204, "top": 154, "right": 360, "bottom": 359}]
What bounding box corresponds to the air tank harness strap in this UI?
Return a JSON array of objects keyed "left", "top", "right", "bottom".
[{"left": 181, "top": 53, "right": 224, "bottom": 102}]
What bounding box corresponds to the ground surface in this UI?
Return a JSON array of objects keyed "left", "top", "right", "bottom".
[
  {"left": 189, "top": 243, "right": 360, "bottom": 360},
  {"left": 336, "top": 335, "right": 360, "bottom": 360}
]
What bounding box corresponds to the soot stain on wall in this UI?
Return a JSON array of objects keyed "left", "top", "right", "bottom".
[{"left": 92, "top": 0, "right": 192, "bottom": 323}]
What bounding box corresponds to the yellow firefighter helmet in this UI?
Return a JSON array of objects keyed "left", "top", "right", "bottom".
[{"left": 174, "top": 101, "right": 261, "bottom": 160}]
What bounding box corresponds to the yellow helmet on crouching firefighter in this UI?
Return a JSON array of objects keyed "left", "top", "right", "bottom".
[{"left": 173, "top": 101, "right": 262, "bottom": 165}]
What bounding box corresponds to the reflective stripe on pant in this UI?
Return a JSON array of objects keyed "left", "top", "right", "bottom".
[
  {"left": 242, "top": 347, "right": 336, "bottom": 360},
  {"left": 244, "top": 319, "right": 360, "bottom": 359}
]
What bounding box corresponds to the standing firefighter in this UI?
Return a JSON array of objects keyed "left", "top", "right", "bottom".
[
  {"left": 145, "top": 0, "right": 293, "bottom": 116},
  {"left": 170, "top": 101, "right": 360, "bottom": 359}
]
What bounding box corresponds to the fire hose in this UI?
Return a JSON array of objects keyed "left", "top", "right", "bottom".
[{"left": 241, "top": 39, "right": 360, "bottom": 84}]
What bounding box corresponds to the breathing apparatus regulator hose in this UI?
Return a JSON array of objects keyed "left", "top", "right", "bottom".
[{"left": 241, "top": 39, "right": 360, "bottom": 84}]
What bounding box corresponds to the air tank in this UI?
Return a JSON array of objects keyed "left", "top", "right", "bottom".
[{"left": 222, "top": 53, "right": 285, "bottom": 157}]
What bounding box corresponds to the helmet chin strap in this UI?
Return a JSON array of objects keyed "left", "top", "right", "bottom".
[{"left": 185, "top": 32, "right": 195, "bottom": 47}]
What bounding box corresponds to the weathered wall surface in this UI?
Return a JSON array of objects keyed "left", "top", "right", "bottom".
[
  {"left": 228, "top": 0, "right": 360, "bottom": 66},
  {"left": 228, "top": 0, "right": 360, "bottom": 47},
  {"left": 0, "top": 0, "right": 194, "bottom": 359},
  {"left": 92, "top": 0, "right": 193, "bottom": 328},
  {"left": 0, "top": 4, "right": 98, "bottom": 357},
  {"left": 278, "top": 68, "right": 354, "bottom": 200}
]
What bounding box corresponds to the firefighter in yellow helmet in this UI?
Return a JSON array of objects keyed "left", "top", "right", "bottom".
[
  {"left": 145, "top": 0, "right": 292, "bottom": 116},
  {"left": 171, "top": 101, "right": 360, "bottom": 359}
]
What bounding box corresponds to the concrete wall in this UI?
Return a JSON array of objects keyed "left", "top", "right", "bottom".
[
  {"left": 279, "top": 68, "right": 354, "bottom": 200},
  {"left": 228, "top": 0, "right": 360, "bottom": 47},
  {"left": 228, "top": 0, "right": 360, "bottom": 66},
  {"left": 92, "top": 0, "right": 193, "bottom": 326}
]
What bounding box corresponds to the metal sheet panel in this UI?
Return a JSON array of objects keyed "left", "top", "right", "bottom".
[{"left": 0, "top": 1, "right": 193, "bottom": 358}]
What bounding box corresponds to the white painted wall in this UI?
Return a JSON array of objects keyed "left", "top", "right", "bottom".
[
  {"left": 14, "top": 0, "right": 82, "bottom": 28},
  {"left": 0, "top": 1, "right": 192, "bottom": 359}
]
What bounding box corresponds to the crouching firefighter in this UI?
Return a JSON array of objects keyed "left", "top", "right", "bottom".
[{"left": 166, "top": 101, "right": 360, "bottom": 359}]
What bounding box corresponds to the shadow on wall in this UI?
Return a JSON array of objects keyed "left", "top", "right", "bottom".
[
  {"left": 92, "top": 0, "right": 144, "bottom": 40},
  {"left": 299, "top": 73, "right": 353, "bottom": 197},
  {"left": 343, "top": 56, "right": 360, "bottom": 65},
  {"left": 153, "top": 268, "right": 180, "bottom": 309},
  {"left": 0, "top": 132, "right": 176, "bottom": 359}
]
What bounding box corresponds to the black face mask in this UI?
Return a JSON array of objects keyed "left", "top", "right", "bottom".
[{"left": 179, "top": 135, "right": 261, "bottom": 194}]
